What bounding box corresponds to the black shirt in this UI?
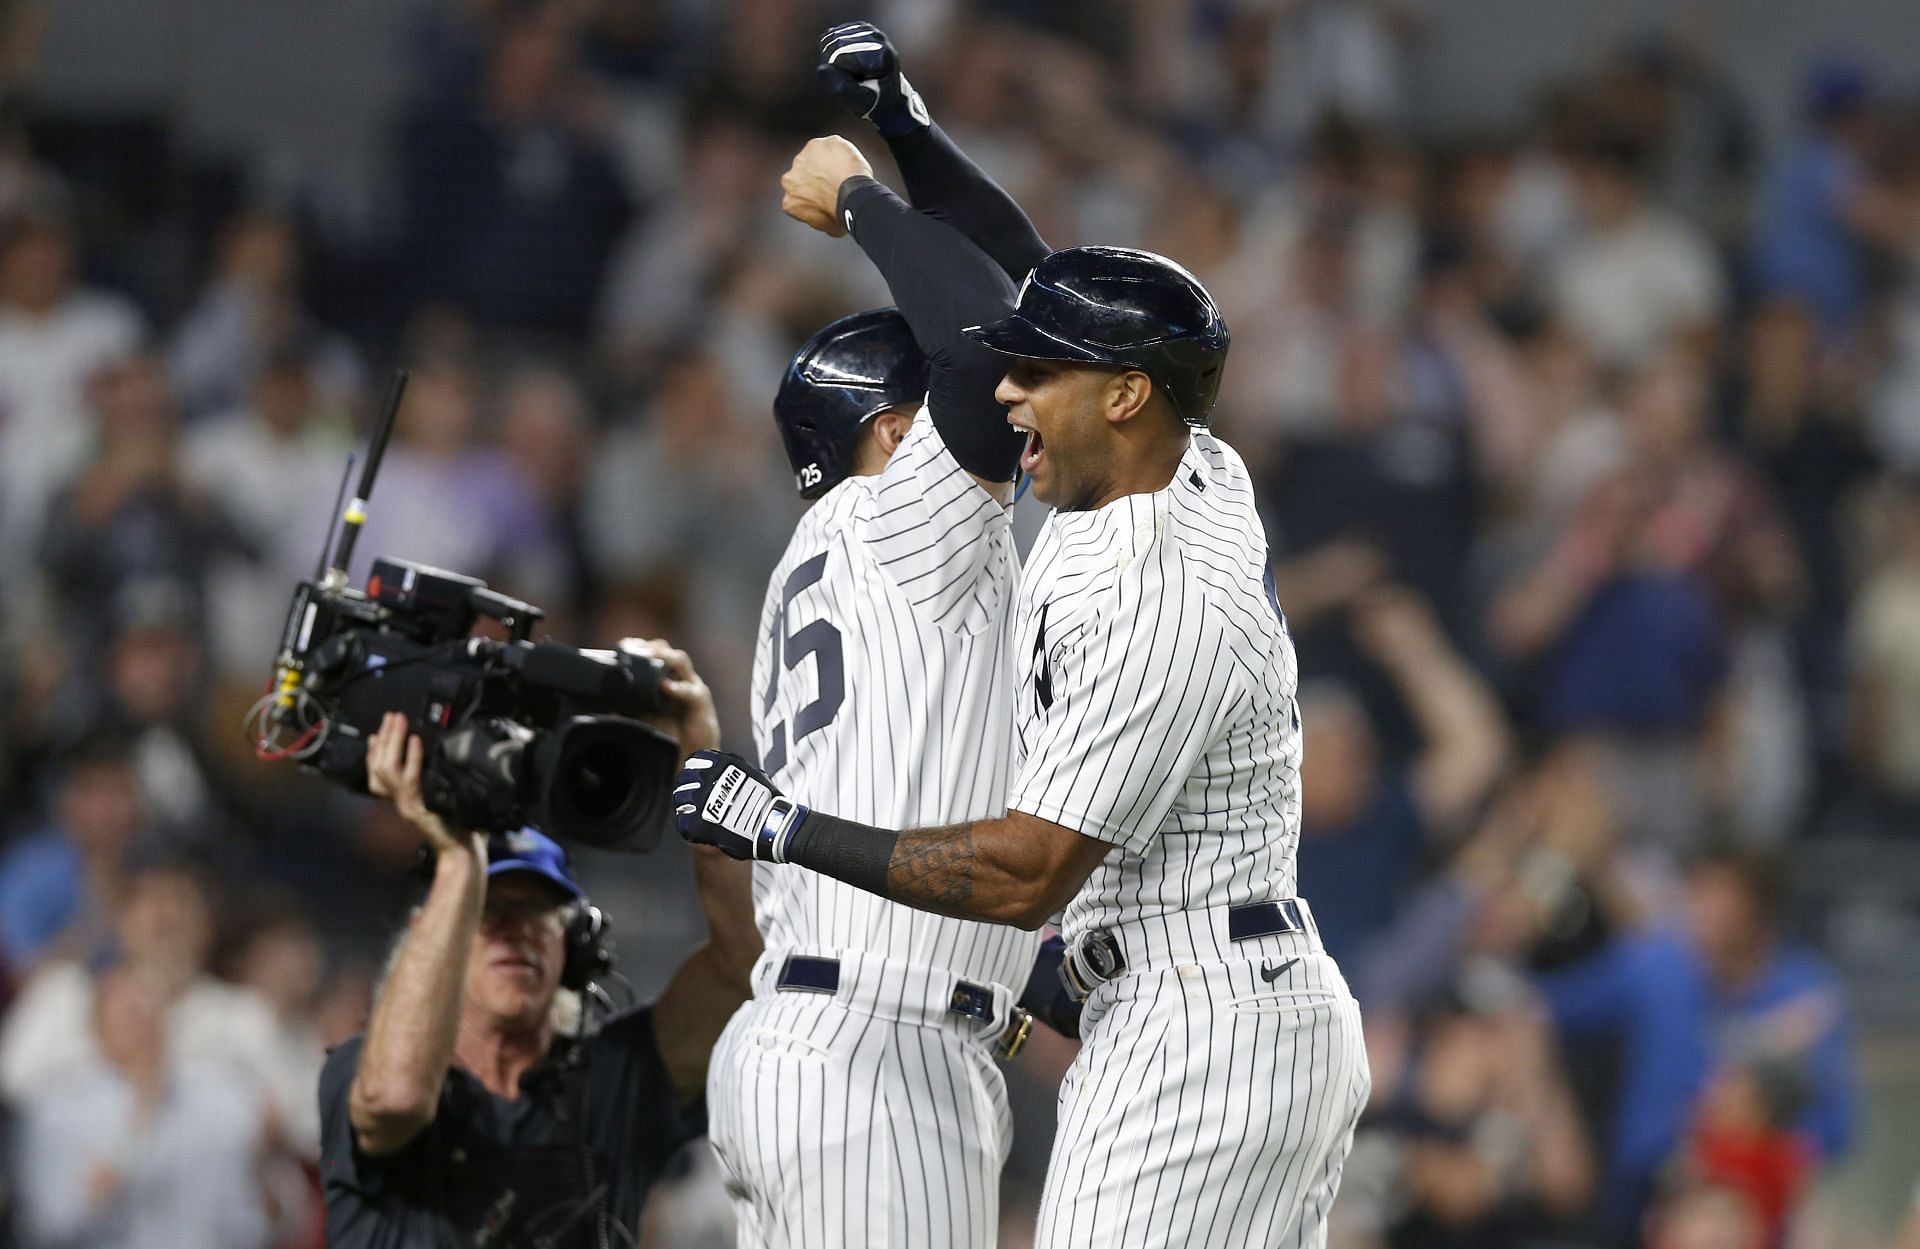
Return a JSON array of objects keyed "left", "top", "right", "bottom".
[{"left": 319, "top": 1008, "right": 702, "bottom": 1249}]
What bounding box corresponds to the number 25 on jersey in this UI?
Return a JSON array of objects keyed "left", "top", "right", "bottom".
[{"left": 761, "top": 551, "right": 844, "bottom": 774}]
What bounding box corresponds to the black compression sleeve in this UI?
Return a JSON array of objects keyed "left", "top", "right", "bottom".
[
  {"left": 884, "top": 123, "right": 1052, "bottom": 281},
  {"left": 782, "top": 809, "right": 896, "bottom": 899},
  {"left": 838, "top": 176, "right": 1025, "bottom": 482}
]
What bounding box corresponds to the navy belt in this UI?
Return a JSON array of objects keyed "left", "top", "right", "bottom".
[
  {"left": 774, "top": 956, "right": 1001, "bottom": 1026},
  {"left": 1226, "top": 899, "right": 1309, "bottom": 942},
  {"left": 1064, "top": 900, "right": 1311, "bottom": 1001},
  {"left": 773, "top": 955, "right": 842, "bottom": 994}
]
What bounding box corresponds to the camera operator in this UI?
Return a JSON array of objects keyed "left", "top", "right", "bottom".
[{"left": 318, "top": 639, "right": 758, "bottom": 1249}]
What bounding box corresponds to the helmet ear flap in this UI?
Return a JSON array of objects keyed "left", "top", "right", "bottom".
[{"left": 776, "top": 309, "right": 930, "bottom": 498}]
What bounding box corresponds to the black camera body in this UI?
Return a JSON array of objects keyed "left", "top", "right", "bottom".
[
  {"left": 264, "top": 556, "right": 678, "bottom": 851},
  {"left": 254, "top": 373, "right": 681, "bottom": 852}
]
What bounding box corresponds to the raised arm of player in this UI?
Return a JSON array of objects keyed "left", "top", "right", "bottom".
[
  {"left": 783, "top": 136, "right": 1024, "bottom": 487},
  {"left": 818, "top": 21, "right": 1051, "bottom": 281}
]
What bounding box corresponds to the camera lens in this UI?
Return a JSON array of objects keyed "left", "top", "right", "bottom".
[
  {"left": 535, "top": 717, "right": 678, "bottom": 851},
  {"left": 562, "top": 737, "right": 631, "bottom": 819}
]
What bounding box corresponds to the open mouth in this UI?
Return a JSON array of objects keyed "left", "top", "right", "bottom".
[{"left": 1015, "top": 421, "right": 1045, "bottom": 474}]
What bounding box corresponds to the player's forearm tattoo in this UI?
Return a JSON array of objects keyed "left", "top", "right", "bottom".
[{"left": 886, "top": 821, "right": 978, "bottom": 914}]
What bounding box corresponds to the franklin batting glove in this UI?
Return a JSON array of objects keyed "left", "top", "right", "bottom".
[
  {"left": 817, "top": 21, "right": 930, "bottom": 138},
  {"left": 674, "top": 750, "right": 811, "bottom": 863}
]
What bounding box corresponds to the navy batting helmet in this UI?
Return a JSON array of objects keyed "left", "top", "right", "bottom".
[
  {"left": 775, "top": 309, "right": 930, "bottom": 499},
  {"left": 962, "top": 246, "right": 1229, "bottom": 426}
]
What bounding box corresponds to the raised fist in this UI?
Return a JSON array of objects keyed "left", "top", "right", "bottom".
[{"left": 817, "top": 21, "right": 930, "bottom": 138}]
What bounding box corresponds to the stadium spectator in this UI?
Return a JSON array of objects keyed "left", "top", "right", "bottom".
[
  {"left": 1737, "top": 298, "right": 1877, "bottom": 719},
  {"left": 54, "top": 582, "right": 228, "bottom": 839},
  {"left": 336, "top": 355, "right": 560, "bottom": 592},
  {"left": 1295, "top": 586, "right": 1511, "bottom": 969},
  {"left": 0, "top": 730, "right": 147, "bottom": 978},
  {"left": 182, "top": 343, "right": 356, "bottom": 681},
  {"left": 10, "top": 964, "right": 274, "bottom": 1249},
  {"left": 1750, "top": 62, "right": 1877, "bottom": 344},
  {"left": 493, "top": 363, "right": 600, "bottom": 625},
  {"left": 1537, "top": 845, "right": 1856, "bottom": 1237},
  {"left": 1669, "top": 1056, "right": 1816, "bottom": 1244},
  {"left": 1849, "top": 475, "right": 1920, "bottom": 813},
  {"left": 1338, "top": 979, "right": 1594, "bottom": 1249},
  {"left": 1490, "top": 350, "right": 1805, "bottom": 845},
  {"left": 397, "top": 0, "right": 632, "bottom": 339},
  {"left": 1642, "top": 1181, "right": 1769, "bottom": 1249},
  {"left": 37, "top": 352, "right": 254, "bottom": 664},
  {"left": 169, "top": 208, "right": 363, "bottom": 420},
  {"left": 0, "top": 865, "right": 281, "bottom": 1113},
  {"left": 0, "top": 205, "right": 146, "bottom": 578},
  {"left": 1547, "top": 134, "right": 1725, "bottom": 370},
  {"left": 223, "top": 895, "right": 330, "bottom": 1161},
  {"left": 584, "top": 350, "right": 795, "bottom": 734}
]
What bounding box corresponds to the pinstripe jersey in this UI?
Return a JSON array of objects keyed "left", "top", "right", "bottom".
[
  {"left": 750, "top": 410, "right": 1035, "bottom": 991},
  {"left": 1009, "top": 431, "right": 1303, "bottom": 948}
]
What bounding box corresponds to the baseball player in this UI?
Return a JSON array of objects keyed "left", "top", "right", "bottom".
[
  {"left": 678, "top": 41, "right": 1371, "bottom": 1246},
  {"left": 705, "top": 28, "right": 1077, "bottom": 1244}
]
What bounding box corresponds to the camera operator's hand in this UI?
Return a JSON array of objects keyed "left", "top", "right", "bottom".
[
  {"left": 365, "top": 712, "right": 480, "bottom": 858},
  {"left": 617, "top": 638, "right": 720, "bottom": 760}
]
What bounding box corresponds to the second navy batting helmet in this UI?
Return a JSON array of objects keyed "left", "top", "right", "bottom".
[
  {"left": 775, "top": 308, "right": 930, "bottom": 499},
  {"left": 963, "top": 246, "right": 1229, "bottom": 427}
]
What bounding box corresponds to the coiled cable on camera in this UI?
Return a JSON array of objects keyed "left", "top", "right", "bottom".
[{"left": 243, "top": 683, "right": 333, "bottom": 762}]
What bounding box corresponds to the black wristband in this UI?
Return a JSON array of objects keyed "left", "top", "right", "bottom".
[
  {"left": 836, "top": 175, "right": 888, "bottom": 226},
  {"left": 782, "top": 809, "right": 897, "bottom": 899}
]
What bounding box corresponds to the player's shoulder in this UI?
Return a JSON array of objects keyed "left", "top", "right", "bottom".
[
  {"left": 1166, "top": 433, "right": 1283, "bottom": 637},
  {"left": 869, "top": 407, "right": 1004, "bottom": 519},
  {"left": 1171, "top": 431, "right": 1259, "bottom": 519},
  {"left": 786, "top": 481, "right": 865, "bottom": 550}
]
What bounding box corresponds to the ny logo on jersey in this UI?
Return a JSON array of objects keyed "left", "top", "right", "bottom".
[
  {"left": 1262, "top": 559, "right": 1290, "bottom": 634},
  {"left": 1033, "top": 601, "right": 1053, "bottom": 712}
]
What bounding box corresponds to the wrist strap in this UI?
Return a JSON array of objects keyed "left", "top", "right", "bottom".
[{"left": 757, "top": 796, "right": 809, "bottom": 863}]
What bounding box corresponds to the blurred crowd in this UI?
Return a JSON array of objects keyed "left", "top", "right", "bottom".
[{"left": 0, "top": 0, "right": 1918, "bottom": 1246}]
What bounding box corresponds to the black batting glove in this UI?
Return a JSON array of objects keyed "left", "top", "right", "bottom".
[
  {"left": 673, "top": 750, "right": 811, "bottom": 863},
  {"left": 817, "top": 21, "right": 930, "bottom": 138}
]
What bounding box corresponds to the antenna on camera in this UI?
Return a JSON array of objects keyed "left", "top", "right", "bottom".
[
  {"left": 314, "top": 452, "right": 356, "bottom": 583},
  {"left": 327, "top": 369, "right": 409, "bottom": 584}
]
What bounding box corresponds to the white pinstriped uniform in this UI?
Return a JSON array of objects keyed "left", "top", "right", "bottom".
[
  {"left": 1013, "top": 432, "right": 1369, "bottom": 1249},
  {"left": 707, "top": 411, "right": 1036, "bottom": 1249}
]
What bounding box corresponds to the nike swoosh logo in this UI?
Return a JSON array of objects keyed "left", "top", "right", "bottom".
[{"left": 1260, "top": 957, "right": 1299, "bottom": 984}]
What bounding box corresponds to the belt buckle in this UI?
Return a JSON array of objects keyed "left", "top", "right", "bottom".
[{"left": 994, "top": 1008, "right": 1034, "bottom": 1060}]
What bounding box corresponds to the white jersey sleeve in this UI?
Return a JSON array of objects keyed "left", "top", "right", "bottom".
[
  {"left": 861, "top": 409, "right": 1010, "bottom": 634},
  {"left": 1007, "top": 502, "right": 1247, "bottom": 853}
]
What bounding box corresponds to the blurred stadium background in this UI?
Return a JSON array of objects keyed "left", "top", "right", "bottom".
[{"left": 1, "top": 0, "right": 1919, "bottom": 1246}]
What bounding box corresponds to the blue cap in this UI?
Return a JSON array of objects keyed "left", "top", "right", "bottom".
[{"left": 485, "top": 828, "right": 584, "bottom": 900}]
